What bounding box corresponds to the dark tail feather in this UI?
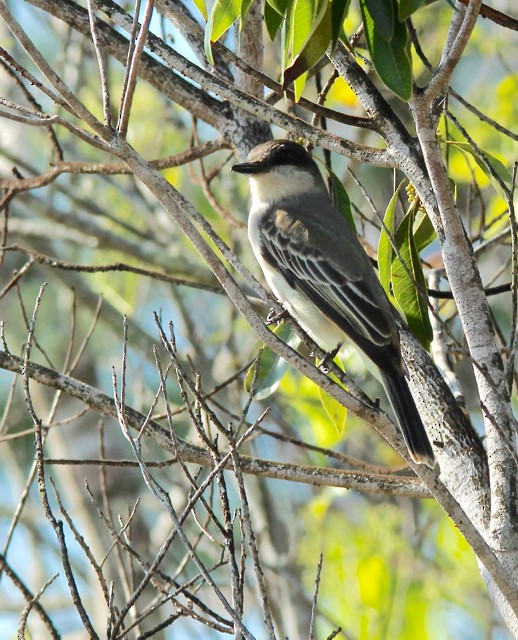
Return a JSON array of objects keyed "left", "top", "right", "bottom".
[{"left": 381, "top": 371, "right": 434, "bottom": 468}]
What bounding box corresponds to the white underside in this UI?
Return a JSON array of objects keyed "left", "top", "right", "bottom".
[
  {"left": 249, "top": 229, "right": 344, "bottom": 350},
  {"left": 247, "top": 170, "right": 347, "bottom": 350},
  {"left": 268, "top": 266, "right": 344, "bottom": 348}
]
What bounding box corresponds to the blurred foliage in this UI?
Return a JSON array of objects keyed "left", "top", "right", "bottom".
[
  {"left": 0, "top": 0, "right": 516, "bottom": 637},
  {"left": 300, "top": 497, "right": 496, "bottom": 639}
]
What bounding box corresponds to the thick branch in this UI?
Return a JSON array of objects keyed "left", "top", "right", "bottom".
[
  {"left": 156, "top": 0, "right": 374, "bottom": 131},
  {"left": 92, "top": 0, "right": 388, "bottom": 164},
  {"left": 411, "top": 96, "right": 518, "bottom": 550},
  {"left": 426, "top": 0, "right": 483, "bottom": 101}
]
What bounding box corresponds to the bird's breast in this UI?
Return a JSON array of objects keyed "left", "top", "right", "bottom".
[{"left": 248, "top": 205, "right": 344, "bottom": 349}]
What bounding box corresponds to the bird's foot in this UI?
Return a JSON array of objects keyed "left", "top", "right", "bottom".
[
  {"left": 266, "top": 308, "right": 289, "bottom": 325},
  {"left": 318, "top": 343, "right": 343, "bottom": 373}
]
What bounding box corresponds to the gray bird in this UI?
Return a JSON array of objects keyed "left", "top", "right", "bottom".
[{"left": 232, "top": 139, "right": 434, "bottom": 467}]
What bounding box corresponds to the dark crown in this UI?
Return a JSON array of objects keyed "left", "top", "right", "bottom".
[{"left": 247, "top": 140, "right": 316, "bottom": 169}]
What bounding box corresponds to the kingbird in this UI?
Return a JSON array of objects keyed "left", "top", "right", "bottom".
[{"left": 232, "top": 139, "right": 434, "bottom": 467}]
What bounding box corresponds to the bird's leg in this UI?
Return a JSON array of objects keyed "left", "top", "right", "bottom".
[
  {"left": 266, "top": 307, "right": 289, "bottom": 325},
  {"left": 318, "top": 342, "right": 343, "bottom": 374}
]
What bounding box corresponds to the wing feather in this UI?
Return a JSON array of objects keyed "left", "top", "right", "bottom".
[{"left": 259, "top": 211, "right": 393, "bottom": 348}]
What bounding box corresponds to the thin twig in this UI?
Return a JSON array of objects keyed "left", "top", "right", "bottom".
[
  {"left": 87, "top": 0, "right": 112, "bottom": 127},
  {"left": 0, "top": 2, "right": 108, "bottom": 138},
  {"left": 1, "top": 245, "right": 222, "bottom": 294},
  {"left": 0, "top": 349, "right": 430, "bottom": 497},
  {"left": 22, "top": 284, "right": 100, "bottom": 639},
  {"left": 309, "top": 554, "right": 324, "bottom": 640},
  {"left": 117, "top": 0, "right": 155, "bottom": 137},
  {"left": 17, "top": 573, "right": 59, "bottom": 639},
  {"left": 0, "top": 551, "right": 59, "bottom": 638},
  {"left": 0, "top": 139, "right": 228, "bottom": 192}
]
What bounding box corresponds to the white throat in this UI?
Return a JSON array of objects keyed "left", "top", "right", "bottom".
[{"left": 248, "top": 166, "right": 321, "bottom": 208}]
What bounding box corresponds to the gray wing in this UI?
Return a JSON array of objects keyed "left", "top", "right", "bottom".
[{"left": 259, "top": 210, "right": 395, "bottom": 354}]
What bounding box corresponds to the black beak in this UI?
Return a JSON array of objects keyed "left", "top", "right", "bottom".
[{"left": 231, "top": 161, "right": 263, "bottom": 174}]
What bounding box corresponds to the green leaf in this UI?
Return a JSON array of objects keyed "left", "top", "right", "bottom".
[
  {"left": 360, "top": 0, "right": 412, "bottom": 100},
  {"left": 268, "top": 0, "right": 289, "bottom": 17},
  {"left": 447, "top": 140, "right": 512, "bottom": 201},
  {"left": 283, "top": 6, "right": 331, "bottom": 88},
  {"left": 265, "top": 0, "right": 286, "bottom": 40},
  {"left": 391, "top": 209, "right": 432, "bottom": 349},
  {"left": 331, "top": 0, "right": 351, "bottom": 46},
  {"left": 318, "top": 357, "right": 347, "bottom": 434},
  {"left": 192, "top": 0, "right": 208, "bottom": 21},
  {"left": 204, "top": 0, "right": 242, "bottom": 64},
  {"left": 327, "top": 167, "right": 356, "bottom": 232},
  {"left": 378, "top": 180, "right": 406, "bottom": 297},
  {"left": 319, "top": 384, "right": 347, "bottom": 434},
  {"left": 289, "top": 0, "right": 317, "bottom": 57},
  {"left": 362, "top": 0, "right": 393, "bottom": 41},
  {"left": 244, "top": 323, "right": 301, "bottom": 400},
  {"left": 282, "top": 0, "right": 320, "bottom": 96},
  {"left": 283, "top": 0, "right": 350, "bottom": 90},
  {"left": 413, "top": 209, "right": 436, "bottom": 254},
  {"left": 398, "top": 0, "right": 425, "bottom": 21},
  {"left": 291, "top": 71, "right": 308, "bottom": 100}
]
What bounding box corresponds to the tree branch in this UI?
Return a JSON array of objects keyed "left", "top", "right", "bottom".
[{"left": 0, "top": 349, "right": 428, "bottom": 497}]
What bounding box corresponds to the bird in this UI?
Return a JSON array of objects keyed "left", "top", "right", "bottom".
[{"left": 232, "top": 139, "right": 434, "bottom": 467}]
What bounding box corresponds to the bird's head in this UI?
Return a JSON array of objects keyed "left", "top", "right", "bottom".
[{"left": 232, "top": 140, "right": 325, "bottom": 204}]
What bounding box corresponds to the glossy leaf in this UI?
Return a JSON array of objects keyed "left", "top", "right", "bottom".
[
  {"left": 391, "top": 210, "right": 432, "bottom": 349},
  {"left": 244, "top": 323, "right": 301, "bottom": 400},
  {"left": 289, "top": 0, "right": 317, "bottom": 60},
  {"left": 283, "top": 7, "right": 331, "bottom": 89},
  {"left": 398, "top": 0, "right": 425, "bottom": 21},
  {"left": 283, "top": 0, "right": 320, "bottom": 96},
  {"left": 331, "top": 0, "right": 350, "bottom": 45},
  {"left": 327, "top": 167, "right": 356, "bottom": 232},
  {"left": 204, "top": 0, "right": 242, "bottom": 64},
  {"left": 413, "top": 209, "right": 436, "bottom": 254},
  {"left": 268, "top": 0, "right": 289, "bottom": 16},
  {"left": 283, "top": 0, "right": 350, "bottom": 89},
  {"left": 361, "top": 0, "right": 412, "bottom": 101},
  {"left": 361, "top": 0, "right": 393, "bottom": 41},
  {"left": 378, "top": 180, "right": 405, "bottom": 297},
  {"left": 265, "top": 0, "right": 287, "bottom": 40},
  {"left": 292, "top": 71, "right": 309, "bottom": 101}
]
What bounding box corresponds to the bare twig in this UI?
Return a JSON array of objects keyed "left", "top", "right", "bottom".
[
  {"left": 87, "top": 0, "right": 113, "bottom": 127},
  {"left": 117, "top": 0, "right": 155, "bottom": 136},
  {"left": 0, "top": 2, "right": 108, "bottom": 139},
  {"left": 17, "top": 573, "right": 59, "bottom": 640},
  {"left": 309, "top": 554, "right": 324, "bottom": 640},
  {"left": 111, "top": 336, "right": 256, "bottom": 640},
  {"left": 0, "top": 57, "right": 63, "bottom": 159},
  {"left": 22, "top": 284, "right": 100, "bottom": 639},
  {"left": 0, "top": 139, "right": 228, "bottom": 192}
]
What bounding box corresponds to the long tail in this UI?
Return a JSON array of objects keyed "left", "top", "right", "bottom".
[{"left": 380, "top": 371, "right": 434, "bottom": 468}]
